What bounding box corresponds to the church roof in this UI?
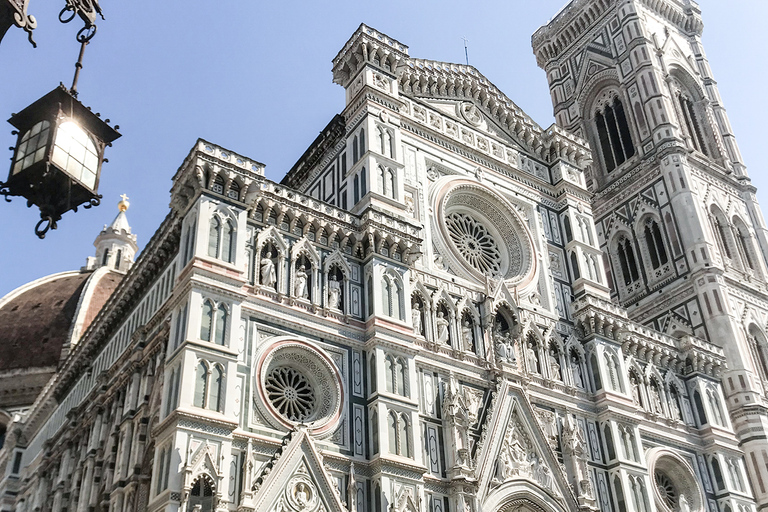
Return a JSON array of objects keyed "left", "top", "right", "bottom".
[{"left": 0, "top": 269, "right": 121, "bottom": 372}]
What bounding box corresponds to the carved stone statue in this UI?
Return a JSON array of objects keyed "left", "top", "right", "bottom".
[
  {"left": 548, "top": 350, "right": 561, "bottom": 381},
  {"left": 436, "top": 311, "right": 449, "bottom": 344},
  {"left": 570, "top": 352, "right": 584, "bottom": 388},
  {"left": 327, "top": 274, "right": 341, "bottom": 309},
  {"left": 295, "top": 265, "right": 309, "bottom": 299},
  {"left": 678, "top": 494, "right": 690, "bottom": 512},
  {"left": 260, "top": 251, "right": 276, "bottom": 288},
  {"left": 527, "top": 342, "right": 539, "bottom": 374},
  {"left": 412, "top": 303, "right": 423, "bottom": 335},
  {"left": 461, "top": 320, "right": 473, "bottom": 352}
]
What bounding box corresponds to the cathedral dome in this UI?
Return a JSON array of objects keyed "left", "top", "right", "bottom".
[
  {"left": 0, "top": 267, "right": 121, "bottom": 426},
  {"left": 0, "top": 268, "right": 121, "bottom": 373}
]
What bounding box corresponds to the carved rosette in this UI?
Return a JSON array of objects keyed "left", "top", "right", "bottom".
[
  {"left": 431, "top": 178, "right": 537, "bottom": 290},
  {"left": 255, "top": 338, "right": 344, "bottom": 437}
]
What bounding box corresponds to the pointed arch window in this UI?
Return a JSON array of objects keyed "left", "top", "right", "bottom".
[
  {"left": 711, "top": 208, "right": 734, "bottom": 260},
  {"left": 214, "top": 304, "right": 228, "bottom": 345},
  {"left": 201, "top": 300, "right": 228, "bottom": 346},
  {"left": 359, "top": 128, "right": 366, "bottom": 158},
  {"left": 371, "top": 408, "right": 379, "bottom": 455},
  {"left": 388, "top": 411, "right": 398, "bottom": 454},
  {"left": 222, "top": 220, "right": 234, "bottom": 263},
  {"left": 201, "top": 300, "right": 214, "bottom": 342},
  {"left": 677, "top": 91, "right": 708, "bottom": 156},
  {"left": 354, "top": 175, "right": 360, "bottom": 203},
  {"left": 382, "top": 274, "right": 403, "bottom": 320},
  {"left": 386, "top": 410, "right": 412, "bottom": 458},
  {"left": 208, "top": 365, "right": 224, "bottom": 412},
  {"left": 734, "top": 219, "right": 757, "bottom": 271},
  {"left": 616, "top": 236, "right": 640, "bottom": 285},
  {"left": 594, "top": 96, "right": 635, "bottom": 172},
  {"left": 748, "top": 327, "right": 768, "bottom": 382},
  {"left": 208, "top": 217, "right": 221, "bottom": 258},
  {"left": 353, "top": 135, "right": 359, "bottom": 163},
  {"left": 644, "top": 219, "right": 668, "bottom": 269},
  {"left": 194, "top": 361, "right": 208, "bottom": 408}
]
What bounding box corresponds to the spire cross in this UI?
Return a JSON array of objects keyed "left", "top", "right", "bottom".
[{"left": 120, "top": 194, "right": 129, "bottom": 202}]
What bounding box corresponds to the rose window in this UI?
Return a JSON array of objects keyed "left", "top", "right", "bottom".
[
  {"left": 265, "top": 366, "right": 316, "bottom": 421},
  {"left": 655, "top": 471, "right": 678, "bottom": 509},
  {"left": 446, "top": 212, "right": 502, "bottom": 274},
  {"left": 256, "top": 340, "right": 344, "bottom": 436}
]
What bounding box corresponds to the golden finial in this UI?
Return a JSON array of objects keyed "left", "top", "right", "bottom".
[{"left": 118, "top": 194, "right": 130, "bottom": 212}]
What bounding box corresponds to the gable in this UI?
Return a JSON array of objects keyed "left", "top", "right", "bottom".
[
  {"left": 246, "top": 428, "right": 346, "bottom": 512},
  {"left": 475, "top": 380, "right": 577, "bottom": 512}
]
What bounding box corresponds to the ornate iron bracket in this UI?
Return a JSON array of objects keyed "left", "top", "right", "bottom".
[{"left": 58, "top": 0, "right": 102, "bottom": 42}]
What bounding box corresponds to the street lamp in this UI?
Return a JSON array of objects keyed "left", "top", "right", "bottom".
[
  {"left": 2, "top": 85, "right": 120, "bottom": 238},
  {"left": 1, "top": 0, "right": 117, "bottom": 239}
]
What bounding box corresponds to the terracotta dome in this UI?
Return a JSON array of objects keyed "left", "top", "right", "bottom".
[{"left": 0, "top": 268, "right": 122, "bottom": 408}]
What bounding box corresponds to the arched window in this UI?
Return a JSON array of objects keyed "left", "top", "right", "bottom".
[
  {"left": 212, "top": 175, "right": 225, "bottom": 194},
  {"left": 399, "top": 414, "right": 411, "bottom": 457},
  {"left": 733, "top": 219, "right": 757, "bottom": 271},
  {"left": 369, "top": 354, "right": 377, "bottom": 393},
  {"left": 388, "top": 411, "right": 398, "bottom": 454},
  {"left": 693, "top": 389, "right": 707, "bottom": 426},
  {"left": 102, "top": 248, "right": 110, "bottom": 266},
  {"left": 563, "top": 216, "right": 573, "bottom": 242},
  {"left": 644, "top": 219, "right": 668, "bottom": 269},
  {"left": 194, "top": 361, "right": 208, "bottom": 408},
  {"left": 396, "top": 358, "right": 406, "bottom": 396},
  {"left": 378, "top": 166, "right": 386, "bottom": 196},
  {"left": 748, "top": 326, "right": 768, "bottom": 382},
  {"left": 189, "top": 477, "right": 215, "bottom": 512},
  {"left": 353, "top": 135, "right": 359, "bottom": 162},
  {"left": 382, "top": 274, "right": 403, "bottom": 320},
  {"left": 594, "top": 96, "right": 635, "bottom": 172},
  {"left": 361, "top": 168, "right": 367, "bottom": 196},
  {"left": 707, "top": 388, "right": 724, "bottom": 426},
  {"left": 386, "top": 169, "right": 395, "bottom": 199},
  {"left": 613, "top": 476, "right": 626, "bottom": 512},
  {"left": 115, "top": 249, "right": 122, "bottom": 270},
  {"left": 214, "top": 304, "right": 227, "bottom": 345},
  {"left": 590, "top": 352, "right": 603, "bottom": 390},
  {"left": 201, "top": 300, "right": 214, "bottom": 342},
  {"left": 222, "top": 220, "right": 234, "bottom": 263},
  {"left": 227, "top": 181, "right": 240, "bottom": 200},
  {"left": 604, "top": 424, "right": 616, "bottom": 460},
  {"left": 353, "top": 175, "right": 360, "bottom": 203},
  {"left": 570, "top": 252, "right": 580, "bottom": 280},
  {"left": 359, "top": 128, "right": 366, "bottom": 158},
  {"left": 208, "top": 217, "right": 221, "bottom": 258},
  {"left": 208, "top": 365, "right": 224, "bottom": 412},
  {"left": 370, "top": 409, "right": 379, "bottom": 454},
  {"left": 616, "top": 236, "right": 640, "bottom": 285},
  {"left": 711, "top": 208, "right": 734, "bottom": 260},
  {"left": 671, "top": 77, "right": 709, "bottom": 156},
  {"left": 711, "top": 456, "right": 725, "bottom": 490},
  {"left": 385, "top": 355, "right": 395, "bottom": 393}
]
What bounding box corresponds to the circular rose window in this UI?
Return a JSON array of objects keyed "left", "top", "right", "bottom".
[
  {"left": 432, "top": 179, "right": 536, "bottom": 287},
  {"left": 255, "top": 340, "right": 343, "bottom": 435},
  {"left": 647, "top": 448, "right": 704, "bottom": 512}
]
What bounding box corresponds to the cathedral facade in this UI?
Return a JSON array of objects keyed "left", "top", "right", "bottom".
[{"left": 0, "top": 1, "right": 766, "bottom": 512}]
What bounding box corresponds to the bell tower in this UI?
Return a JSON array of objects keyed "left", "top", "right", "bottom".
[{"left": 535, "top": 0, "right": 768, "bottom": 508}]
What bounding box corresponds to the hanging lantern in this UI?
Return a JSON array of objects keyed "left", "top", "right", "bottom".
[{"left": 1, "top": 84, "right": 120, "bottom": 238}]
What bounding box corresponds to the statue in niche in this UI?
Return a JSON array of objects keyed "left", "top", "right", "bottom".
[
  {"left": 629, "top": 373, "right": 642, "bottom": 406},
  {"left": 650, "top": 382, "right": 663, "bottom": 415},
  {"left": 461, "top": 320, "right": 474, "bottom": 352},
  {"left": 527, "top": 341, "right": 540, "bottom": 374},
  {"left": 548, "top": 349, "right": 561, "bottom": 381},
  {"left": 669, "top": 389, "right": 682, "bottom": 420},
  {"left": 412, "top": 302, "right": 423, "bottom": 335},
  {"left": 493, "top": 321, "right": 516, "bottom": 364},
  {"left": 260, "top": 249, "right": 277, "bottom": 288},
  {"left": 678, "top": 494, "right": 691, "bottom": 512},
  {"left": 436, "top": 311, "right": 449, "bottom": 344},
  {"left": 570, "top": 351, "right": 584, "bottom": 388},
  {"left": 328, "top": 274, "right": 341, "bottom": 309},
  {"left": 295, "top": 264, "right": 309, "bottom": 299}
]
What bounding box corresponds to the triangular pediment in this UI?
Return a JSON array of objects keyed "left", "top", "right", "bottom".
[
  {"left": 475, "top": 380, "right": 577, "bottom": 511},
  {"left": 247, "top": 428, "right": 346, "bottom": 512}
]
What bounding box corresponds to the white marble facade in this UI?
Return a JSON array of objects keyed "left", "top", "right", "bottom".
[{"left": 0, "top": 2, "right": 764, "bottom": 512}]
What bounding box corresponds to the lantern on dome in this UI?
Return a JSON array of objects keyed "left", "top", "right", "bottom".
[{"left": 1, "top": 85, "right": 120, "bottom": 238}]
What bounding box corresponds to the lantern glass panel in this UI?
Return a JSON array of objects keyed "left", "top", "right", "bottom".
[
  {"left": 13, "top": 120, "right": 51, "bottom": 175},
  {"left": 51, "top": 121, "right": 99, "bottom": 190}
]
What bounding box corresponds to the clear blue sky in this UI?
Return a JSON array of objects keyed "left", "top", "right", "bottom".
[{"left": 0, "top": 0, "right": 765, "bottom": 297}]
